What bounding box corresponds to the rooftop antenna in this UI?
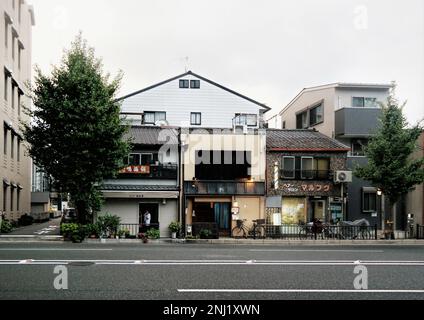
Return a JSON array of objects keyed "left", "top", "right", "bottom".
[{"left": 181, "top": 56, "right": 190, "bottom": 72}]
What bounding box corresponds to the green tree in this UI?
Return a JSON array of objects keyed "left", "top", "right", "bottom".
[
  {"left": 355, "top": 85, "right": 424, "bottom": 235},
  {"left": 23, "top": 35, "right": 129, "bottom": 223}
]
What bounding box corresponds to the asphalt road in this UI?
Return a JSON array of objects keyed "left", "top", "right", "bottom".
[
  {"left": 0, "top": 242, "right": 423, "bottom": 300},
  {"left": 8, "top": 218, "right": 61, "bottom": 235}
]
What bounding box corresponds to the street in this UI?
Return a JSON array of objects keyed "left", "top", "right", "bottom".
[{"left": 0, "top": 243, "right": 424, "bottom": 300}]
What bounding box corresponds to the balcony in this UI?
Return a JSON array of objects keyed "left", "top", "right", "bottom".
[
  {"left": 335, "top": 107, "right": 382, "bottom": 137},
  {"left": 119, "top": 164, "right": 177, "bottom": 179},
  {"left": 184, "top": 180, "right": 265, "bottom": 196},
  {"left": 280, "top": 170, "right": 332, "bottom": 181}
]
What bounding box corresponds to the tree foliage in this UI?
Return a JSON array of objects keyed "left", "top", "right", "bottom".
[
  {"left": 23, "top": 35, "right": 129, "bottom": 223},
  {"left": 354, "top": 86, "right": 424, "bottom": 206}
]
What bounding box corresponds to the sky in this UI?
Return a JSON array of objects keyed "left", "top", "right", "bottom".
[{"left": 27, "top": 0, "right": 424, "bottom": 124}]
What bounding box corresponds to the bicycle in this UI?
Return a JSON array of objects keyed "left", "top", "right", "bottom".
[{"left": 232, "top": 219, "right": 266, "bottom": 239}]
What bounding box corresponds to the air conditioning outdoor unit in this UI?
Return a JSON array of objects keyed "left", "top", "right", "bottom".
[{"left": 334, "top": 171, "right": 353, "bottom": 183}]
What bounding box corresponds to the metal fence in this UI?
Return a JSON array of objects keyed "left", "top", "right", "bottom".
[
  {"left": 119, "top": 223, "right": 160, "bottom": 237},
  {"left": 417, "top": 224, "right": 424, "bottom": 240},
  {"left": 263, "top": 223, "right": 378, "bottom": 240}
]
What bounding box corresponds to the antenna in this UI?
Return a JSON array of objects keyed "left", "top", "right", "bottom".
[{"left": 181, "top": 56, "right": 190, "bottom": 72}]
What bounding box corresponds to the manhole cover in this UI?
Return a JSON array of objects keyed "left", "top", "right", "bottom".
[{"left": 68, "top": 261, "right": 95, "bottom": 267}]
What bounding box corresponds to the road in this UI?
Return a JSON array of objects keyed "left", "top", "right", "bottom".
[
  {"left": 8, "top": 218, "right": 61, "bottom": 235},
  {"left": 0, "top": 242, "right": 423, "bottom": 300}
]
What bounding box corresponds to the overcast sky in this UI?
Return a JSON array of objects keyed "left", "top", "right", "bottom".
[{"left": 28, "top": 0, "right": 423, "bottom": 123}]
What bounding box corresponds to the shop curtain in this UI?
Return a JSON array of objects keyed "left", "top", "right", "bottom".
[{"left": 214, "top": 203, "right": 230, "bottom": 229}]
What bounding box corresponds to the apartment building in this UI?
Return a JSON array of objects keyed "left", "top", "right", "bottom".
[
  {"left": 100, "top": 71, "right": 269, "bottom": 237},
  {"left": 0, "top": 0, "right": 35, "bottom": 221},
  {"left": 270, "top": 83, "right": 394, "bottom": 229}
]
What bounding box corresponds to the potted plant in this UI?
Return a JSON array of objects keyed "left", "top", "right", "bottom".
[
  {"left": 138, "top": 232, "right": 148, "bottom": 243},
  {"left": 168, "top": 221, "right": 181, "bottom": 239},
  {"left": 199, "top": 229, "right": 213, "bottom": 239}
]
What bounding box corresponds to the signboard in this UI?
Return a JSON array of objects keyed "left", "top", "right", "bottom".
[
  {"left": 231, "top": 207, "right": 240, "bottom": 214},
  {"left": 330, "top": 202, "right": 343, "bottom": 221},
  {"left": 119, "top": 165, "right": 150, "bottom": 174},
  {"left": 282, "top": 183, "right": 332, "bottom": 193}
]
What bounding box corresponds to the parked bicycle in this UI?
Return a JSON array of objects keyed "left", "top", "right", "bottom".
[{"left": 232, "top": 219, "right": 266, "bottom": 239}]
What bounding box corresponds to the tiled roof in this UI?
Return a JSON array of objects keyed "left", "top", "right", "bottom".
[
  {"left": 266, "top": 129, "right": 350, "bottom": 151},
  {"left": 101, "top": 184, "right": 179, "bottom": 191},
  {"left": 124, "top": 126, "right": 179, "bottom": 145}
]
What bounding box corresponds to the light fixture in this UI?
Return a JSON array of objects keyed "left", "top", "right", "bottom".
[
  {"left": 162, "top": 199, "right": 167, "bottom": 205},
  {"left": 377, "top": 189, "right": 382, "bottom": 196},
  {"left": 233, "top": 201, "right": 239, "bottom": 208}
]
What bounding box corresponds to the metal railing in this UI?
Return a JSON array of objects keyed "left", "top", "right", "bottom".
[
  {"left": 280, "top": 170, "right": 332, "bottom": 180},
  {"left": 417, "top": 224, "right": 424, "bottom": 240},
  {"left": 184, "top": 181, "right": 265, "bottom": 195},
  {"left": 119, "top": 223, "right": 160, "bottom": 237},
  {"left": 262, "top": 223, "right": 378, "bottom": 240}
]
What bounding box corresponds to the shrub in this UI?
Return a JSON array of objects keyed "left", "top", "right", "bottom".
[
  {"left": 199, "top": 229, "right": 212, "bottom": 239},
  {"left": 0, "top": 220, "right": 13, "bottom": 233},
  {"left": 84, "top": 223, "right": 100, "bottom": 238},
  {"left": 168, "top": 221, "right": 181, "bottom": 233},
  {"left": 61, "top": 223, "right": 84, "bottom": 243},
  {"left": 97, "top": 214, "right": 121, "bottom": 238},
  {"left": 146, "top": 228, "right": 160, "bottom": 239},
  {"left": 18, "top": 214, "right": 34, "bottom": 227}
]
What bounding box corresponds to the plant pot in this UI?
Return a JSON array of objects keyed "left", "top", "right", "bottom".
[
  {"left": 143, "top": 238, "right": 149, "bottom": 244},
  {"left": 171, "top": 232, "right": 177, "bottom": 239}
]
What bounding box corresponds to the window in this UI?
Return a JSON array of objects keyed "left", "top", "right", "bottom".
[
  {"left": 309, "top": 103, "right": 323, "bottom": 126},
  {"left": 282, "top": 156, "right": 295, "bottom": 179},
  {"left": 4, "top": 18, "right": 8, "bottom": 48},
  {"left": 17, "top": 92, "right": 21, "bottom": 115},
  {"left": 282, "top": 121, "right": 286, "bottom": 129},
  {"left": 3, "top": 184, "right": 7, "bottom": 212},
  {"left": 4, "top": 71, "right": 8, "bottom": 101},
  {"left": 128, "top": 153, "right": 141, "bottom": 165},
  {"left": 143, "top": 111, "right": 166, "bottom": 124},
  {"left": 11, "top": 83, "right": 15, "bottom": 109},
  {"left": 10, "top": 188, "right": 14, "bottom": 211},
  {"left": 140, "top": 153, "right": 153, "bottom": 165},
  {"left": 296, "top": 111, "right": 308, "bottom": 129},
  {"left": 190, "top": 112, "right": 201, "bottom": 126},
  {"left": 234, "top": 114, "right": 258, "bottom": 127},
  {"left": 179, "top": 79, "right": 189, "bottom": 89},
  {"left": 353, "top": 97, "right": 378, "bottom": 108},
  {"left": 351, "top": 139, "right": 368, "bottom": 156},
  {"left": 11, "top": 134, "right": 14, "bottom": 159},
  {"left": 314, "top": 158, "right": 330, "bottom": 179},
  {"left": 18, "top": 1, "right": 21, "bottom": 22},
  {"left": 17, "top": 139, "right": 20, "bottom": 161},
  {"left": 11, "top": 34, "right": 15, "bottom": 60},
  {"left": 190, "top": 80, "right": 200, "bottom": 89},
  {"left": 3, "top": 127, "right": 7, "bottom": 155},
  {"left": 363, "top": 191, "right": 377, "bottom": 212},
  {"left": 301, "top": 157, "right": 314, "bottom": 179},
  {"left": 18, "top": 45, "right": 22, "bottom": 70},
  {"left": 17, "top": 188, "right": 20, "bottom": 211}
]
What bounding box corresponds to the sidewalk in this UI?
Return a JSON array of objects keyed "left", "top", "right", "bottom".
[{"left": 0, "top": 218, "right": 63, "bottom": 242}]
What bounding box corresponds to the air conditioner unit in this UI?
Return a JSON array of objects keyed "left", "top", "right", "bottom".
[
  {"left": 155, "top": 119, "right": 169, "bottom": 127},
  {"left": 334, "top": 171, "right": 353, "bottom": 183}
]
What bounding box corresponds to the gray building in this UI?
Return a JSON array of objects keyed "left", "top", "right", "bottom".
[{"left": 268, "top": 83, "right": 398, "bottom": 231}]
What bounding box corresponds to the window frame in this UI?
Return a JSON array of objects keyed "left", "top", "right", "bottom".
[
  {"left": 300, "top": 156, "right": 314, "bottom": 179},
  {"left": 296, "top": 111, "right": 308, "bottom": 129},
  {"left": 190, "top": 112, "right": 202, "bottom": 126},
  {"left": 281, "top": 156, "right": 295, "bottom": 179},
  {"left": 234, "top": 113, "right": 258, "bottom": 127},
  {"left": 179, "top": 79, "right": 189, "bottom": 89},
  {"left": 362, "top": 191, "right": 377, "bottom": 212},
  {"left": 143, "top": 111, "right": 166, "bottom": 125},
  {"left": 190, "top": 80, "right": 200, "bottom": 89},
  {"left": 309, "top": 103, "right": 324, "bottom": 126}
]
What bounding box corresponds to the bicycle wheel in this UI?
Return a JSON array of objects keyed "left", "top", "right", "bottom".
[
  {"left": 254, "top": 225, "right": 266, "bottom": 239},
  {"left": 232, "top": 226, "right": 246, "bottom": 239},
  {"left": 298, "top": 227, "right": 307, "bottom": 240}
]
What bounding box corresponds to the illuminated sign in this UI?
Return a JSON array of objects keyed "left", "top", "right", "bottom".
[{"left": 119, "top": 165, "right": 150, "bottom": 174}]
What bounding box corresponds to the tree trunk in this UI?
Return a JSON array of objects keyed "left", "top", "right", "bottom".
[
  {"left": 387, "top": 202, "right": 396, "bottom": 240},
  {"left": 76, "top": 200, "right": 88, "bottom": 225}
]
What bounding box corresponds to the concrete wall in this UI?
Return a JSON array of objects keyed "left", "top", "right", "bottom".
[
  {"left": 100, "top": 198, "right": 178, "bottom": 237},
  {"left": 0, "top": 1, "right": 34, "bottom": 221}
]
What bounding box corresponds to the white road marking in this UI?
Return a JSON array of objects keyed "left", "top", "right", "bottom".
[
  {"left": 0, "top": 259, "right": 423, "bottom": 266},
  {"left": 0, "top": 249, "right": 113, "bottom": 251},
  {"left": 249, "top": 249, "right": 384, "bottom": 253},
  {"left": 178, "top": 289, "right": 424, "bottom": 293}
]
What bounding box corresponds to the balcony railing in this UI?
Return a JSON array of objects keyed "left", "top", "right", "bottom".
[
  {"left": 280, "top": 170, "right": 332, "bottom": 181},
  {"left": 184, "top": 180, "right": 265, "bottom": 195},
  {"left": 119, "top": 164, "right": 177, "bottom": 179}
]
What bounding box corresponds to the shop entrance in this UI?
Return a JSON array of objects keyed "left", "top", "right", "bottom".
[
  {"left": 311, "top": 200, "right": 326, "bottom": 221},
  {"left": 139, "top": 203, "right": 159, "bottom": 232},
  {"left": 193, "top": 202, "right": 231, "bottom": 236}
]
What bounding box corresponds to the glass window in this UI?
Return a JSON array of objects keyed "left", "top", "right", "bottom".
[
  {"left": 282, "top": 197, "right": 307, "bottom": 224},
  {"left": 296, "top": 112, "right": 308, "bottom": 129},
  {"left": 10, "top": 188, "right": 14, "bottom": 211},
  {"left": 143, "top": 111, "right": 166, "bottom": 124},
  {"left": 282, "top": 121, "right": 286, "bottom": 129},
  {"left": 282, "top": 157, "right": 295, "bottom": 179},
  {"left": 3, "top": 185, "right": 7, "bottom": 212},
  {"left": 17, "top": 189, "right": 20, "bottom": 211},
  {"left": 4, "top": 72, "right": 8, "bottom": 101},
  {"left": 11, "top": 134, "right": 14, "bottom": 159},
  {"left": 191, "top": 112, "right": 201, "bottom": 125},
  {"left": 128, "top": 154, "right": 141, "bottom": 165},
  {"left": 4, "top": 19, "right": 8, "bottom": 48},
  {"left": 301, "top": 157, "right": 314, "bottom": 179},
  {"left": 365, "top": 97, "right": 377, "bottom": 108},
  {"left": 190, "top": 80, "right": 200, "bottom": 89},
  {"left": 234, "top": 114, "right": 257, "bottom": 127},
  {"left": 309, "top": 104, "right": 323, "bottom": 126},
  {"left": 314, "top": 158, "right": 330, "bottom": 179},
  {"left": 363, "top": 192, "right": 377, "bottom": 212},
  {"left": 351, "top": 139, "right": 368, "bottom": 156},
  {"left": 246, "top": 114, "right": 258, "bottom": 126},
  {"left": 140, "top": 153, "right": 153, "bottom": 165},
  {"left": 17, "top": 139, "right": 20, "bottom": 161},
  {"left": 155, "top": 112, "right": 166, "bottom": 121},
  {"left": 179, "top": 79, "right": 189, "bottom": 89},
  {"left": 3, "top": 127, "right": 7, "bottom": 155},
  {"left": 352, "top": 97, "right": 365, "bottom": 107}
]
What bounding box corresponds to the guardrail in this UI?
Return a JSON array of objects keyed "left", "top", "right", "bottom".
[
  {"left": 119, "top": 223, "right": 160, "bottom": 237},
  {"left": 417, "top": 224, "right": 424, "bottom": 240}
]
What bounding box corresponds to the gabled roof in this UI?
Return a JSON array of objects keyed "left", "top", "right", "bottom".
[
  {"left": 280, "top": 82, "right": 393, "bottom": 115},
  {"left": 117, "top": 71, "right": 271, "bottom": 112},
  {"left": 124, "top": 126, "right": 179, "bottom": 145},
  {"left": 267, "top": 129, "right": 350, "bottom": 152}
]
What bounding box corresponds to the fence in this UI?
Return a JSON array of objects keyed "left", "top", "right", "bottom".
[
  {"left": 119, "top": 223, "right": 160, "bottom": 237},
  {"left": 262, "top": 223, "right": 378, "bottom": 240},
  {"left": 417, "top": 224, "right": 424, "bottom": 240}
]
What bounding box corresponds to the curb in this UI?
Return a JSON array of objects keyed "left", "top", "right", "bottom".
[{"left": 0, "top": 235, "right": 64, "bottom": 242}]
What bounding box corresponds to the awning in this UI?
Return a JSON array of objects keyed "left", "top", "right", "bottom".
[
  {"left": 102, "top": 191, "right": 179, "bottom": 199},
  {"left": 362, "top": 187, "right": 377, "bottom": 193}
]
